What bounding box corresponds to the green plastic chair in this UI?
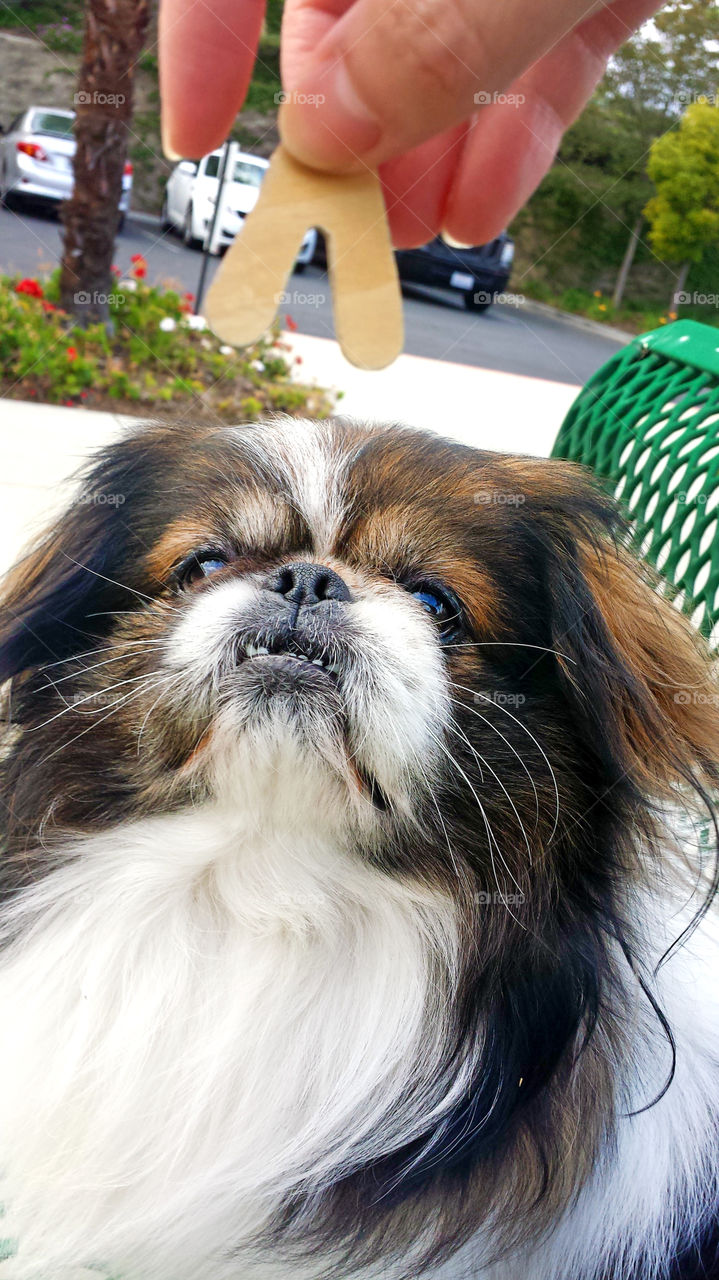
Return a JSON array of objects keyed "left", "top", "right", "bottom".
[{"left": 552, "top": 319, "right": 719, "bottom": 646}]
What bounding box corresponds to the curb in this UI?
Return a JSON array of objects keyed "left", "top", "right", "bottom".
[
  {"left": 517, "top": 297, "right": 633, "bottom": 345},
  {"left": 125, "top": 211, "right": 162, "bottom": 229}
]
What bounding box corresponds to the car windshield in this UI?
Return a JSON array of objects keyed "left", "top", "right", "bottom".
[
  {"left": 29, "top": 111, "right": 74, "bottom": 138},
  {"left": 232, "top": 161, "right": 264, "bottom": 187},
  {"left": 204, "top": 155, "right": 265, "bottom": 187}
]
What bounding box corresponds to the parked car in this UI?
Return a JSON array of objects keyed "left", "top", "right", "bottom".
[
  {"left": 312, "top": 230, "right": 515, "bottom": 312},
  {"left": 0, "top": 106, "right": 133, "bottom": 226},
  {"left": 163, "top": 149, "right": 317, "bottom": 263},
  {"left": 394, "top": 233, "right": 515, "bottom": 312}
]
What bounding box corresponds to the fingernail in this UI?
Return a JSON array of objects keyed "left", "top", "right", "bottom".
[
  {"left": 161, "top": 118, "right": 181, "bottom": 162},
  {"left": 280, "top": 60, "right": 383, "bottom": 171},
  {"left": 441, "top": 229, "right": 474, "bottom": 250}
]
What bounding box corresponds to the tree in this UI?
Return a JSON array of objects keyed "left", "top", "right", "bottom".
[
  {"left": 600, "top": 0, "right": 719, "bottom": 306},
  {"left": 645, "top": 100, "right": 719, "bottom": 308},
  {"left": 514, "top": 0, "right": 719, "bottom": 305},
  {"left": 59, "top": 0, "right": 150, "bottom": 324}
]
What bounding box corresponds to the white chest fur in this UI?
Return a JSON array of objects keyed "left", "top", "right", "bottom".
[
  {"left": 0, "top": 805, "right": 461, "bottom": 1280},
  {"left": 2, "top": 809, "right": 719, "bottom": 1280}
]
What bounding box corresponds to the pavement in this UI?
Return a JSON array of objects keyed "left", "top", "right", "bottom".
[{"left": 0, "top": 330, "right": 581, "bottom": 577}]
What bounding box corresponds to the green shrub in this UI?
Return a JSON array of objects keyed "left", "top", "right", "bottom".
[{"left": 1, "top": 263, "right": 332, "bottom": 421}]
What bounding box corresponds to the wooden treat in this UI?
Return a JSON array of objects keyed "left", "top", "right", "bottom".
[{"left": 205, "top": 144, "right": 403, "bottom": 371}]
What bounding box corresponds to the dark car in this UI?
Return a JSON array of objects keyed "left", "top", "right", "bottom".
[
  {"left": 312, "top": 231, "right": 514, "bottom": 313},
  {"left": 395, "top": 233, "right": 515, "bottom": 312}
]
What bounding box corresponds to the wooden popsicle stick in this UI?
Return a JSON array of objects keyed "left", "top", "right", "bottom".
[{"left": 205, "top": 144, "right": 404, "bottom": 371}]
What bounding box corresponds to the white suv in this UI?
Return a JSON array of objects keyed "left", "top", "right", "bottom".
[{"left": 162, "top": 148, "right": 316, "bottom": 262}]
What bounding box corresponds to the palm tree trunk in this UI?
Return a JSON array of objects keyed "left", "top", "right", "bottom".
[{"left": 59, "top": 0, "right": 150, "bottom": 325}]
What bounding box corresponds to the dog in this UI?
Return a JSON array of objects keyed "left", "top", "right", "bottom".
[{"left": 0, "top": 417, "right": 718, "bottom": 1280}]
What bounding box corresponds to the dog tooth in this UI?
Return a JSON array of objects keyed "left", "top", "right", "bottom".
[
  {"left": 256, "top": 646, "right": 269, "bottom": 655},
  {"left": 245, "top": 643, "right": 257, "bottom": 657},
  {"left": 311, "top": 658, "right": 323, "bottom": 667}
]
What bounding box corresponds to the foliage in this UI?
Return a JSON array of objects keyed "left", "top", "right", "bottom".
[
  {"left": 0, "top": 261, "right": 332, "bottom": 420},
  {"left": 264, "top": 0, "right": 284, "bottom": 37},
  {"left": 0, "top": 0, "right": 85, "bottom": 34},
  {"left": 513, "top": 0, "right": 719, "bottom": 301},
  {"left": 645, "top": 101, "right": 719, "bottom": 263},
  {"left": 244, "top": 34, "right": 282, "bottom": 114},
  {"left": 520, "top": 282, "right": 678, "bottom": 334}
]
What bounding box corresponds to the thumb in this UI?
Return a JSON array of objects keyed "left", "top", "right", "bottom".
[{"left": 279, "top": 0, "right": 611, "bottom": 172}]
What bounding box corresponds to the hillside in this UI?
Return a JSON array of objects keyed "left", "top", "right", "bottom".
[{"left": 0, "top": 13, "right": 280, "bottom": 213}]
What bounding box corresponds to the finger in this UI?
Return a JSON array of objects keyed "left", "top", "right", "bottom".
[
  {"left": 379, "top": 127, "right": 467, "bottom": 248},
  {"left": 279, "top": 0, "right": 614, "bottom": 172},
  {"left": 159, "top": 0, "right": 266, "bottom": 159},
  {"left": 443, "top": 0, "right": 663, "bottom": 245}
]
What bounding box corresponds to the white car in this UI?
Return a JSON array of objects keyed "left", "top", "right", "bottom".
[
  {"left": 163, "top": 148, "right": 317, "bottom": 263},
  {"left": 0, "top": 106, "right": 133, "bottom": 225}
]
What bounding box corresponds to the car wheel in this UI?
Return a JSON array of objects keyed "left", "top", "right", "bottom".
[
  {"left": 183, "top": 203, "right": 199, "bottom": 248},
  {"left": 117, "top": 211, "right": 126, "bottom": 233},
  {"left": 294, "top": 261, "right": 307, "bottom": 275},
  {"left": 463, "top": 291, "right": 491, "bottom": 313},
  {"left": 160, "top": 195, "right": 171, "bottom": 232}
]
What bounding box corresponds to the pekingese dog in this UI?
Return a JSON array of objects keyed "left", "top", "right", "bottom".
[{"left": 0, "top": 418, "right": 718, "bottom": 1280}]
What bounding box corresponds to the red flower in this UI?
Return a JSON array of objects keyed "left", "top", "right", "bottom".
[
  {"left": 41, "top": 300, "right": 56, "bottom": 313},
  {"left": 66, "top": 346, "right": 78, "bottom": 361},
  {"left": 111, "top": 264, "right": 121, "bottom": 276},
  {"left": 183, "top": 292, "right": 195, "bottom": 303},
  {"left": 15, "top": 278, "right": 44, "bottom": 299},
  {"left": 295, "top": 356, "right": 303, "bottom": 365},
  {"left": 285, "top": 314, "right": 298, "bottom": 332},
  {"left": 130, "top": 253, "right": 148, "bottom": 280},
  {"left": 64, "top": 399, "right": 75, "bottom": 406}
]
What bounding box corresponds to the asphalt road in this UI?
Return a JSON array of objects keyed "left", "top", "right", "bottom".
[{"left": 0, "top": 202, "right": 627, "bottom": 385}]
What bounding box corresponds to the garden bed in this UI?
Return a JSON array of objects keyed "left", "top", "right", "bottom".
[{"left": 0, "top": 258, "right": 332, "bottom": 422}]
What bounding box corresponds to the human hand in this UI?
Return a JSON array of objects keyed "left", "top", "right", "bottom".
[{"left": 159, "top": 0, "right": 663, "bottom": 248}]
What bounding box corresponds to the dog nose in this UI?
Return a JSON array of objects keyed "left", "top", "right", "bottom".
[{"left": 268, "top": 561, "right": 352, "bottom": 607}]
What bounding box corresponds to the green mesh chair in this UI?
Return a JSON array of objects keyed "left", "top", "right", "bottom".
[{"left": 552, "top": 319, "right": 719, "bottom": 646}]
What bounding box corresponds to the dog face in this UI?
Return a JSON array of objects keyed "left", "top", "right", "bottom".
[
  {"left": 2, "top": 418, "right": 713, "bottom": 860},
  {"left": 2, "top": 418, "right": 718, "bottom": 1275}
]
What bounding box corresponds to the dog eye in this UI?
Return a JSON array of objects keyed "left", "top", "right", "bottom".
[
  {"left": 174, "top": 551, "right": 230, "bottom": 590},
  {"left": 410, "top": 585, "right": 463, "bottom": 641}
]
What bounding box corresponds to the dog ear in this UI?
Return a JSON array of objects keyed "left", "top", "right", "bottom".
[
  {"left": 0, "top": 427, "right": 168, "bottom": 684},
  {"left": 540, "top": 475, "right": 719, "bottom": 800},
  {"left": 0, "top": 497, "right": 128, "bottom": 685}
]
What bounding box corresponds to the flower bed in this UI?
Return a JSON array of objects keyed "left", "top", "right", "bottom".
[{"left": 0, "top": 258, "right": 332, "bottom": 422}]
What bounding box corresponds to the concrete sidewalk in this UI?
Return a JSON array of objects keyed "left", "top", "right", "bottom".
[{"left": 0, "top": 333, "right": 579, "bottom": 575}]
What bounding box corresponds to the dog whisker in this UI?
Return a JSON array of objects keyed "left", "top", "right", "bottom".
[
  {"left": 36, "top": 647, "right": 164, "bottom": 692},
  {"left": 452, "top": 681, "right": 561, "bottom": 845}
]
